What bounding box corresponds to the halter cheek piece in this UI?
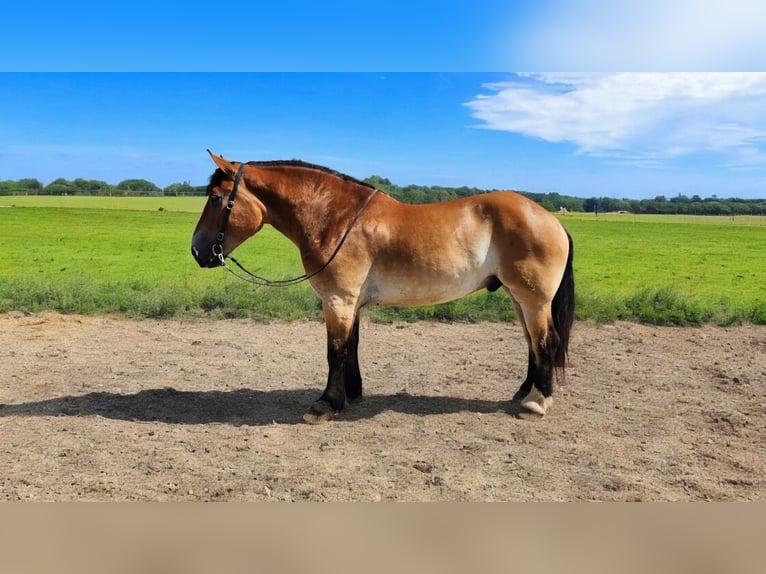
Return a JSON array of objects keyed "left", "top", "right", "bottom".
[
  {"left": 211, "top": 162, "right": 378, "bottom": 287},
  {"left": 211, "top": 162, "right": 247, "bottom": 263}
]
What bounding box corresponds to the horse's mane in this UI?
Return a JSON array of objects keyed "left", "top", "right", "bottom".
[{"left": 208, "top": 160, "right": 375, "bottom": 191}]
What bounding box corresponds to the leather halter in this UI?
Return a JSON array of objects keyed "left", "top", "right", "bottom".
[{"left": 211, "top": 162, "right": 246, "bottom": 260}]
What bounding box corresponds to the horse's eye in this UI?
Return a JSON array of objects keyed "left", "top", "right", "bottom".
[{"left": 210, "top": 195, "right": 223, "bottom": 207}]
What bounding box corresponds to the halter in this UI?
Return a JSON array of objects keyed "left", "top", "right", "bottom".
[
  {"left": 211, "top": 162, "right": 247, "bottom": 260},
  {"left": 211, "top": 162, "right": 378, "bottom": 288}
]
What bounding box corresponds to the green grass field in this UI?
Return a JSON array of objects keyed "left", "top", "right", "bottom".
[
  {"left": 1, "top": 197, "right": 764, "bottom": 324},
  {"left": 562, "top": 213, "right": 765, "bottom": 324}
]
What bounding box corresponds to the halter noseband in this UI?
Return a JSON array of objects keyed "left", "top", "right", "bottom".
[{"left": 212, "top": 162, "right": 247, "bottom": 263}]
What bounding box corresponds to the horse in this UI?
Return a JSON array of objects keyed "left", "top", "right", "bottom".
[{"left": 191, "top": 150, "right": 575, "bottom": 424}]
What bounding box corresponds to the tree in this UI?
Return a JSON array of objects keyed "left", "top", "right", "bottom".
[
  {"left": 363, "top": 176, "right": 393, "bottom": 192},
  {"left": 44, "top": 178, "right": 75, "bottom": 195},
  {"left": 540, "top": 199, "right": 556, "bottom": 212},
  {"left": 558, "top": 196, "right": 585, "bottom": 212},
  {"left": 0, "top": 179, "right": 43, "bottom": 195},
  {"left": 164, "top": 181, "right": 197, "bottom": 196},
  {"left": 72, "top": 178, "right": 112, "bottom": 195},
  {"left": 0, "top": 181, "right": 16, "bottom": 195},
  {"left": 18, "top": 178, "right": 44, "bottom": 194},
  {"left": 115, "top": 179, "right": 161, "bottom": 195}
]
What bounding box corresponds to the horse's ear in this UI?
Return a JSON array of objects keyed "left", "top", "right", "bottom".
[{"left": 207, "top": 149, "right": 236, "bottom": 175}]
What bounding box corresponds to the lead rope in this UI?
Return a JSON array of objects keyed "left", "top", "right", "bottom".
[{"left": 217, "top": 188, "right": 378, "bottom": 288}]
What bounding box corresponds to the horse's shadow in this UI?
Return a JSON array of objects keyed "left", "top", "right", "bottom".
[{"left": 0, "top": 386, "right": 521, "bottom": 426}]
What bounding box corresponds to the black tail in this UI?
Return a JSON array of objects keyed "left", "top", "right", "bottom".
[{"left": 552, "top": 230, "right": 575, "bottom": 374}]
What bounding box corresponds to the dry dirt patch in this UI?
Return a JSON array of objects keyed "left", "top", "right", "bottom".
[{"left": 1, "top": 312, "right": 764, "bottom": 501}]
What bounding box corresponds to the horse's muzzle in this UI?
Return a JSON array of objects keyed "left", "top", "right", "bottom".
[{"left": 191, "top": 244, "right": 222, "bottom": 268}]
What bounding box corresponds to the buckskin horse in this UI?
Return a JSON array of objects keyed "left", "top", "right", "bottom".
[{"left": 191, "top": 151, "right": 574, "bottom": 424}]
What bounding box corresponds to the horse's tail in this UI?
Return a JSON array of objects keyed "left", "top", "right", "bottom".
[{"left": 552, "top": 230, "right": 575, "bottom": 375}]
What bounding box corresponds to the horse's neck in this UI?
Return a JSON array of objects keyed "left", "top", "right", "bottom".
[{"left": 257, "top": 172, "right": 345, "bottom": 251}]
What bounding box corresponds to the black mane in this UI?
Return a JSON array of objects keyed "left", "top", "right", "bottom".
[
  {"left": 208, "top": 159, "right": 375, "bottom": 192},
  {"left": 249, "top": 160, "right": 376, "bottom": 190}
]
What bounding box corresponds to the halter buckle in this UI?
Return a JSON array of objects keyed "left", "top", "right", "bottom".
[{"left": 211, "top": 242, "right": 226, "bottom": 266}]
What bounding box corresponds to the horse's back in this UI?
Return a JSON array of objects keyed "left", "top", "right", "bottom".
[{"left": 374, "top": 190, "right": 568, "bottom": 258}]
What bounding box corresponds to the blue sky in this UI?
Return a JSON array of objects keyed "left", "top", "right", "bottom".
[{"left": 2, "top": 1, "right": 765, "bottom": 200}]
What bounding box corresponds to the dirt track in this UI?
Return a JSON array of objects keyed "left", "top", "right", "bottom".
[{"left": 0, "top": 312, "right": 764, "bottom": 501}]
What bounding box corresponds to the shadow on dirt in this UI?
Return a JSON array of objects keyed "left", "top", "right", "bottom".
[{"left": 0, "top": 387, "right": 519, "bottom": 426}]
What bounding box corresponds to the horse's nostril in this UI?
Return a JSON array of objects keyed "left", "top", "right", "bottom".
[{"left": 191, "top": 246, "right": 199, "bottom": 261}]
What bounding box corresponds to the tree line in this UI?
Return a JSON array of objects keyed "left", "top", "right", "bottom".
[
  {"left": 2, "top": 176, "right": 764, "bottom": 215},
  {"left": 0, "top": 177, "right": 203, "bottom": 197}
]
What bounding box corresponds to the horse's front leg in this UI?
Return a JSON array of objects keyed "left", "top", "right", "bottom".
[
  {"left": 344, "top": 314, "right": 362, "bottom": 401},
  {"left": 303, "top": 303, "right": 359, "bottom": 424}
]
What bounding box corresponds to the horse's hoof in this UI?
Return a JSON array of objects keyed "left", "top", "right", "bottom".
[
  {"left": 302, "top": 400, "right": 336, "bottom": 425},
  {"left": 302, "top": 411, "right": 333, "bottom": 425},
  {"left": 519, "top": 387, "right": 552, "bottom": 418}
]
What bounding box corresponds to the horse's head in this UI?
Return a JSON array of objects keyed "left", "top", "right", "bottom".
[{"left": 191, "top": 150, "right": 267, "bottom": 268}]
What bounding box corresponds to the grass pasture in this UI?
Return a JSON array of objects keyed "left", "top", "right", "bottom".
[
  {"left": 0, "top": 197, "right": 314, "bottom": 320},
  {"left": 562, "top": 212, "right": 765, "bottom": 324},
  {"left": 1, "top": 197, "right": 764, "bottom": 324}
]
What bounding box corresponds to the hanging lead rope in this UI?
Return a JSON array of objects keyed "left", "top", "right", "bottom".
[{"left": 216, "top": 183, "right": 378, "bottom": 288}]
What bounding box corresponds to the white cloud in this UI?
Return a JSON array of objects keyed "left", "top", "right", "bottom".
[
  {"left": 464, "top": 73, "right": 766, "bottom": 167},
  {"left": 504, "top": 0, "right": 766, "bottom": 70}
]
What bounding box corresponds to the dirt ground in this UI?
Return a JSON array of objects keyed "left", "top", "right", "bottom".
[{"left": 0, "top": 311, "right": 764, "bottom": 501}]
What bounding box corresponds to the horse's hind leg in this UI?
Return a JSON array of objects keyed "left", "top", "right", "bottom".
[
  {"left": 507, "top": 295, "right": 536, "bottom": 401},
  {"left": 512, "top": 350, "right": 536, "bottom": 401},
  {"left": 516, "top": 303, "right": 560, "bottom": 417}
]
